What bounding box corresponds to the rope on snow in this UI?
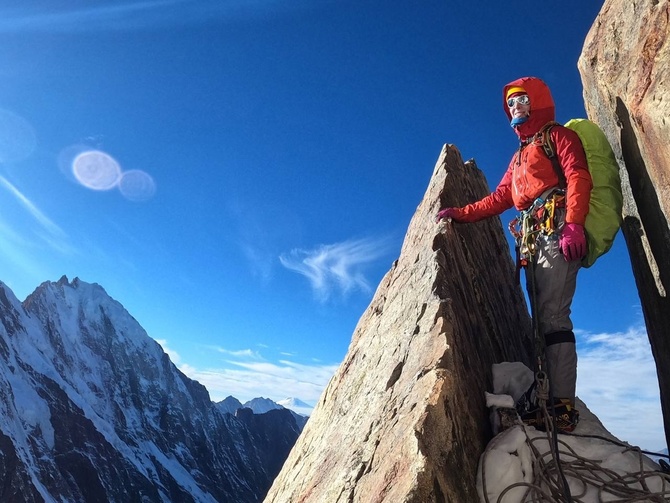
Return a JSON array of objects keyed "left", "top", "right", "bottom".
[{"left": 481, "top": 425, "right": 670, "bottom": 503}]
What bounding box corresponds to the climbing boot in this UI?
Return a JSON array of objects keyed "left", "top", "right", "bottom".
[
  {"left": 519, "top": 398, "right": 579, "bottom": 433},
  {"left": 552, "top": 399, "right": 579, "bottom": 433}
]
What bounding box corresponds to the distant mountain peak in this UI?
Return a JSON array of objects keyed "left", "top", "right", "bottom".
[
  {"left": 277, "top": 397, "right": 312, "bottom": 408},
  {"left": 215, "top": 396, "right": 243, "bottom": 414},
  {"left": 214, "top": 396, "right": 313, "bottom": 424},
  {"left": 244, "top": 397, "right": 284, "bottom": 414}
]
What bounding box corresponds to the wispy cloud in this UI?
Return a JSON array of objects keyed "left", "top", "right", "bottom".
[
  {"left": 0, "top": 1, "right": 189, "bottom": 33},
  {"left": 226, "top": 195, "right": 294, "bottom": 285},
  {"left": 0, "top": 176, "right": 76, "bottom": 261},
  {"left": 0, "top": 1, "right": 330, "bottom": 33},
  {"left": 181, "top": 359, "right": 338, "bottom": 405},
  {"left": 0, "top": 217, "right": 53, "bottom": 293},
  {"left": 213, "top": 346, "right": 263, "bottom": 359},
  {"left": 0, "top": 176, "right": 66, "bottom": 239},
  {"left": 155, "top": 338, "right": 181, "bottom": 364},
  {"left": 576, "top": 324, "right": 665, "bottom": 451},
  {"left": 154, "top": 338, "right": 338, "bottom": 404},
  {"left": 240, "top": 243, "right": 275, "bottom": 284},
  {"left": 280, "top": 236, "right": 394, "bottom": 301}
]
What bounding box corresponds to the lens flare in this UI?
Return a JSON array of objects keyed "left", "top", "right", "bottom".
[
  {"left": 0, "top": 109, "right": 37, "bottom": 163},
  {"left": 72, "top": 150, "right": 121, "bottom": 190},
  {"left": 118, "top": 169, "right": 156, "bottom": 201}
]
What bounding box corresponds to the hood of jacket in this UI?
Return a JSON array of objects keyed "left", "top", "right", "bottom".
[{"left": 503, "top": 76, "right": 555, "bottom": 141}]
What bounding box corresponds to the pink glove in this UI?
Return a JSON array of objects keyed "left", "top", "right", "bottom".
[
  {"left": 559, "top": 223, "right": 587, "bottom": 261},
  {"left": 435, "top": 207, "right": 463, "bottom": 223}
]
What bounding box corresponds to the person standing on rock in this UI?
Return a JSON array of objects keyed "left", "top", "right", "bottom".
[{"left": 435, "top": 76, "right": 592, "bottom": 432}]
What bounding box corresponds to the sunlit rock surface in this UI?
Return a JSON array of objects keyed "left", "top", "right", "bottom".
[
  {"left": 578, "top": 0, "right": 670, "bottom": 451},
  {"left": 264, "top": 146, "right": 534, "bottom": 503}
]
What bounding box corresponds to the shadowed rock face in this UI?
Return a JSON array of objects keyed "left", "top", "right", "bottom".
[
  {"left": 578, "top": 0, "right": 670, "bottom": 450},
  {"left": 264, "top": 145, "right": 534, "bottom": 503}
]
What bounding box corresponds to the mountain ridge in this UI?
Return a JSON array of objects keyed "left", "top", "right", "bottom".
[
  {"left": 0, "top": 276, "right": 303, "bottom": 502},
  {"left": 215, "top": 395, "right": 312, "bottom": 429}
]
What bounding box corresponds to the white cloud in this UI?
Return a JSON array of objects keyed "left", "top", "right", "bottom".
[
  {"left": 161, "top": 325, "right": 667, "bottom": 453},
  {"left": 179, "top": 359, "right": 339, "bottom": 405},
  {"left": 213, "top": 347, "right": 262, "bottom": 359},
  {"left": 576, "top": 324, "right": 665, "bottom": 451},
  {"left": 155, "top": 338, "right": 181, "bottom": 364},
  {"left": 155, "top": 340, "right": 338, "bottom": 404},
  {"left": 280, "top": 236, "right": 393, "bottom": 301}
]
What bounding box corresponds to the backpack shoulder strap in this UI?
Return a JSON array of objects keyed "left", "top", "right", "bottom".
[{"left": 539, "top": 121, "right": 566, "bottom": 189}]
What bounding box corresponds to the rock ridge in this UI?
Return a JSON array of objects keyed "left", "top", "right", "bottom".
[
  {"left": 264, "top": 145, "right": 534, "bottom": 502},
  {"left": 578, "top": 0, "right": 670, "bottom": 450}
]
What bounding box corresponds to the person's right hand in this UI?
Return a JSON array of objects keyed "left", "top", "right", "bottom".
[{"left": 435, "top": 207, "right": 462, "bottom": 223}]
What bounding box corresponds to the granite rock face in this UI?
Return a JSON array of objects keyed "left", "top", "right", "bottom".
[
  {"left": 578, "top": 0, "right": 670, "bottom": 449},
  {"left": 264, "top": 146, "right": 534, "bottom": 503}
]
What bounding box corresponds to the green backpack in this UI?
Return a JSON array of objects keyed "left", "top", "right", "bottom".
[{"left": 541, "top": 118, "right": 623, "bottom": 268}]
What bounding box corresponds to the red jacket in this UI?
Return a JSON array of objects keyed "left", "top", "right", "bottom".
[{"left": 455, "top": 77, "right": 592, "bottom": 226}]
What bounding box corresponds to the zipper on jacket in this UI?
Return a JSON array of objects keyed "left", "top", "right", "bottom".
[{"left": 516, "top": 142, "right": 524, "bottom": 167}]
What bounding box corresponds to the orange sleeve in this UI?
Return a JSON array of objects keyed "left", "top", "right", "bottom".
[{"left": 456, "top": 162, "right": 515, "bottom": 222}]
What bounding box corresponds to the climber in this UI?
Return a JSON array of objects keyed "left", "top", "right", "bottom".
[{"left": 436, "top": 77, "right": 592, "bottom": 433}]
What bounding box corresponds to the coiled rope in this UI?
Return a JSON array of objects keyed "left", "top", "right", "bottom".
[
  {"left": 480, "top": 424, "right": 670, "bottom": 503},
  {"left": 490, "top": 192, "right": 670, "bottom": 501}
]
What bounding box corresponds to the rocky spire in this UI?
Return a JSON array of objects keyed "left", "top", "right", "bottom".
[
  {"left": 264, "top": 145, "right": 534, "bottom": 502},
  {"left": 578, "top": 0, "right": 670, "bottom": 452}
]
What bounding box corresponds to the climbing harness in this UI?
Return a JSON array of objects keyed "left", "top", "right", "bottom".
[
  {"left": 509, "top": 189, "right": 565, "bottom": 276},
  {"left": 508, "top": 188, "right": 566, "bottom": 381}
]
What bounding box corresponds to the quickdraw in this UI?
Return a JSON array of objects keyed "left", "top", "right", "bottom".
[{"left": 509, "top": 190, "right": 565, "bottom": 266}]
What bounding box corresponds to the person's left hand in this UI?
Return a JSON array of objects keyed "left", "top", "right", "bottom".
[{"left": 559, "top": 223, "right": 587, "bottom": 261}]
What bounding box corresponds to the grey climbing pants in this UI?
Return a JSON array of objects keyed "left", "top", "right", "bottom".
[{"left": 525, "top": 210, "right": 580, "bottom": 404}]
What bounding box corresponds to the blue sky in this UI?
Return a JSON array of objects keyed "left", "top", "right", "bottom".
[{"left": 0, "top": 1, "right": 663, "bottom": 450}]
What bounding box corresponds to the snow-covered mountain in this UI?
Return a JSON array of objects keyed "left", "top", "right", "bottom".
[
  {"left": 217, "top": 395, "right": 244, "bottom": 414},
  {"left": 0, "top": 276, "right": 303, "bottom": 503},
  {"left": 244, "top": 397, "right": 283, "bottom": 414},
  {"left": 277, "top": 397, "right": 314, "bottom": 417},
  {"left": 215, "top": 396, "right": 312, "bottom": 429}
]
